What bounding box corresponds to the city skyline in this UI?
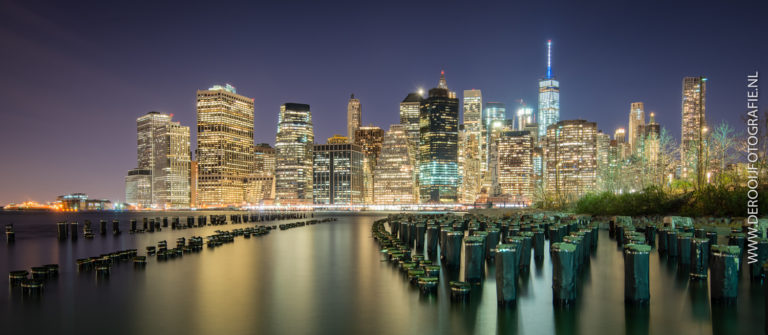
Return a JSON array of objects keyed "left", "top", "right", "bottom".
[
  {"left": 0, "top": 0, "right": 765, "bottom": 204},
  {"left": 0, "top": 2, "right": 765, "bottom": 334}
]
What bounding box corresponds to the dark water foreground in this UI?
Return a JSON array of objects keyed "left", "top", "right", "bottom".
[{"left": 0, "top": 212, "right": 764, "bottom": 335}]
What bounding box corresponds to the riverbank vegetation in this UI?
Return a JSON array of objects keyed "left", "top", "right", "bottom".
[{"left": 572, "top": 185, "right": 767, "bottom": 217}]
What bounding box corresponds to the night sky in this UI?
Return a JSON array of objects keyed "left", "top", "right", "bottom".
[{"left": 0, "top": 0, "right": 766, "bottom": 204}]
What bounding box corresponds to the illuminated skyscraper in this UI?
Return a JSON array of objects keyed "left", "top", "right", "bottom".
[
  {"left": 135, "top": 111, "right": 167, "bottom": 206},
  {"left": 400, "top": 92, "right": 423, "bottom": 198},
  {"left": 596, "top": 131, "right": 611, "bottom": 191},
  {"left": 603, "top": 137, "right": 626, "bottom": 193},
  {"left": 355, "top": 126, "right": 384, "bottom": 204},
  {"left": 532, "top": 147, "right": 544, "bottom": 193},
  {"left": 196, "top": 84, "right": 254, "bottom": 207},
  {"left": 614, "top": 127, "right": 629, "bottom": 158},
  {"left": 482, "top": 102, "right": 506, "bottom": 193},
  {"left": 484, "top": 102, "right": 506, "bottom": 130},
  {"left": 354, "top": 127, "right": 384, "bottom": 162},
  {"left": 614, "top": 128, "right": 626, "bottom": 143},
  {"left": 642, "top": 113, "right": 661, "bottom": 140},
  {"left": 137, "top": 111, "right": 171, "bottom": 179},
  {"left": 596, "top": 131, "right": 610, "bottom": 168},
  {"left": 125, "top": 168, "right": 151, "bottom": 208},
  {"left": 400, "top": 92, "right": 423, "bottom": 154},
  {"left": 463, "top": 89, "right": 482, "bottom": 130},
  {"left": 247, "top": 143, "right": 276, "bottom": 203},
  {"left": 458, "top": 125, "right": 482, "bottom": 203},
  {"left": 275, "top": 103, "right": 314, "bottom": 205},
  {"left": 538, "top": 40, "right": 560, "bottom": 137},
  {"left": 486, "top": 119, "right": 511, "bottom": 197},
  {"left": 254, "top": 143, "right": 276, "bottom": 176},
  {"left": 460, "top": 89, "right": 483, "bottom": 203},
  {"left": 497, "top": 130, "right": 534, "bottom": 205},
  {"left": 639, "top": 112, "right": 661, "bottom": 173},
  {"left": 313, "top": 142, "right": 364, "bottom": 205},
  {"left": 133, "top": 111, "right": 190, "bottom": 209},
  {"left": 347, "top": 94, "right": 362, "bottom": 143},
  {"left": 639, "top": 113, "right": 660, "bottom": 139},
  {"left": 680, "top": 76, "right": 707, "bottom": 184},
  {"left": 374, "top": 124, "right": 416, "bottom": 204},
  {"left": 516, "top": 102, "right": 534, "bottom": 131},
  {"left": 545, "top": 120, "right": 597, "bottom": 202},
  {"left": 161, "top": 122, "right": 191, "bottom": 208},
  {"left": 419, "top": 71, "right": 459, "bottom": 203},
  {"left": 628, "top": 102, "right": 645, "bottom": 152}
]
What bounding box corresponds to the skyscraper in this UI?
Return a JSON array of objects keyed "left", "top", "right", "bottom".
[
  {"left": 247, "top": 143, "right": 276, "bottom": 203},
  {"left": 614, "top": 127, "right": 629, "bottom": 158},
  {"left": 354, "top": 126, "right": 384, "bottom": 204},
  {"left": 463, "top": 89, "right": 482, "bottom": 130},
  {"left": 538, "top": 40, "right": 560, "bottom": 137},
  {"left": 162, "top": 122, "right": 191, "bottom": 208},
  {"left": 132, "top": 111, "right": 190, "bottom": 209},
  {"left": 516, "top": 102, "right": 534, "bottom": 131},
  {"left": 604, "top": 137, "right": 626, "bottom": 193},
  {"left": 497, "top": 130, "right": 534, "bottom": 205},
  {"left": 484, "top": 102, "right": 506, "bottom": 130},
  {"left": 485, "top": 119, "right": 510, "bottom": 197},
  {"left": 639, "top": 112, "right": 662, "bottom": 178},
  {"left": 680, "top": 76, "right": 707, "bottom": 184},
  {"left": 482, "top": 102, "right": 506, "bottom": 193},
  {"left": 400, "top": 92, "right": 423, "bottom": 199},
  {"left": 614, "top": 128, "right": 626, "bottom": 143},
  {"left": 545, "top": 120, "right": 597, "bottom": 202},
  {"left": 400, "top": 93, "right": 423, "bottom": 153},
  {"left": 461, "top": 89, "right": 483, "bottom": 203},
  {"left": 347, "top": 94, "right": 362, "bottom": 143},
  {"left": 254, "top": 143, "right": 276, "bottom": 176},
  {"left": 419, "top": 71, "right": 459, "bottom": 203},
  {"left": 196, "top": 84, "right": 254, "bottom": 207},
  {"left": 275, "top": 103, "right": 314, "bottom": 205},
  {"left": 125, "top": 168, "right": 151, "bottom": 208},
  {"left": 628, "top": 102, "right": 645, "bottom": 152},
  {"left": 458, "top": 125, "right": 482, "bottom": 203},
  {"left": 596, "top": 131, "right": 611, "bottom": 191},
  {"left": 354, "top": 127, "right": 384, "bottom": 162},
  {"left": 643, "top": 113, "right": 661, "bottom": 140},
  {"left": 532, "top": 147, "right": 544, "bottom": 195},
  {"left": 313, "top": 142, "right": 364, "bottom": 205},
  {"left": 374, "top": 124, "right": 416, "bottom": 204},
  {"left": 137, "top": 111, "right": 171, "bottom": 181}
]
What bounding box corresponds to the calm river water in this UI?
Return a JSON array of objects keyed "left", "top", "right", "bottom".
[{"left": 0, "top": 211, "right": 764, "bottom": 335}]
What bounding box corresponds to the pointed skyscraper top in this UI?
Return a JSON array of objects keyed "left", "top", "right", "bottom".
[
  {"left": 438, "top": 70, "right": 448, "bottom": 89},
  {"left": 546, "top": 40, "right": 553, "bottom": 79}
]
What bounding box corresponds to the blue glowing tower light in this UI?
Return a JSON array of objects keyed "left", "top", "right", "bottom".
[{"left": 546, "top": 40, "right": 552, "bottom": 79}]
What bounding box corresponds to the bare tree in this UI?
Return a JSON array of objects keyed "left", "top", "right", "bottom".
[
  {"left": 707, "top": 121, "right": 741, "bottom": 186},
  {"left": 656, "top": 128, "right": 678, "bottom": 191}
]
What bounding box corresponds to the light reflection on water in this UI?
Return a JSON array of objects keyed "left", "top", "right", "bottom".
[{"left": 0, "top": 212, "right": 764, "bottom": 335}]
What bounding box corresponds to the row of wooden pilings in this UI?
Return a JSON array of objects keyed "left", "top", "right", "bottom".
[{"left": 372, "top": 213, "right": 599, "bottom": 306}]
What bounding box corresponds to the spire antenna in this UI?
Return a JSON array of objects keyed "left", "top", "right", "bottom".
[{"left": 546, "top": 40, "right": 552, "bottom": 79}]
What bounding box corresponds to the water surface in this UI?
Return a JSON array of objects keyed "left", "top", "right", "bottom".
[{"left": 0, "top": 212, "right": 764, "bottom": 334}]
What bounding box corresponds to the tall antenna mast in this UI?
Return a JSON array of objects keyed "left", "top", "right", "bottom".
[{"left": 546, "top": 40, "right": 552, "bottom": 79}]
